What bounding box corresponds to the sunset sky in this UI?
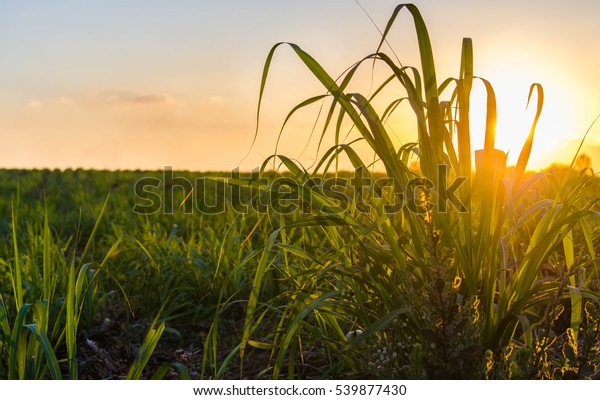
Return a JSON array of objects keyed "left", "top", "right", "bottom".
[{"left": 0, "top": 0, "right": 599, "bottom": 171}]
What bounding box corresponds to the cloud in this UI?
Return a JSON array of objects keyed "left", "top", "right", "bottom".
[
  {"left": 209, "top": 95, "right": 225, "bottom": 104},
  {"left": 25, "top": 90, "right": 175, "bottom": 110},
  {"left": 94, "top": 91, "right": 174, "bottom": 105},
  {"left": 26, "top": 100, "right": 42, "bottom": 109}
]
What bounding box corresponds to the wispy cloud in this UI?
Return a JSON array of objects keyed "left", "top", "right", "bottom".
[
  {"left": 25, "top": 90, "right": 176, "bottom": 110},
  {"left": 93, "top": 91, "right": 174, "bottom": 105},
  {"left": 208, "top": 95, "right": 225, "bottom": 104},
  {"left": 26, "top": 100, "right": 42, "bottom": 109}
]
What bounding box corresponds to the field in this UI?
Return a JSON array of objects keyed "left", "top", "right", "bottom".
[{"left": 1, "top": 4, "right": 599, "bottom": 380}]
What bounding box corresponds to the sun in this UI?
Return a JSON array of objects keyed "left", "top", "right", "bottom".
[{"left": 468, "top": 70, "right": 576, "bottom": 170}]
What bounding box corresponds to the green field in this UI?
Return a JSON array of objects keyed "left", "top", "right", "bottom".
[{"left": 1, "top": 4, "right": 599, "bottom": 380}]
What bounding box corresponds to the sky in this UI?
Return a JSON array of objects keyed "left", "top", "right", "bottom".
[{"left": 0, "top": 0, "right": 599, "bottom": 171}]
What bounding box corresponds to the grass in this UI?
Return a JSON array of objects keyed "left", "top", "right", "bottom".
[
  {"left": 230, "top": 2, "right": 600, "bottom": 378},
  {"left": 0, "top": 3, "right": 599, "bottom": 379}
]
